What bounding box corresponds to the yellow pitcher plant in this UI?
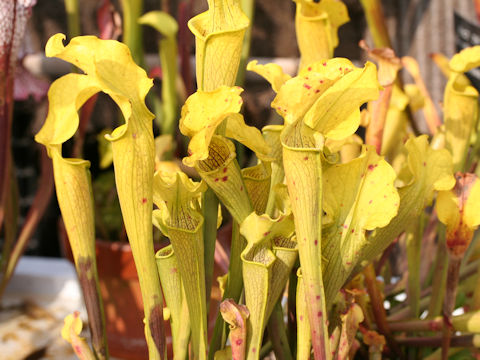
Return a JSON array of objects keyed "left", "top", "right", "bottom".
[
  {"left": 188, "top": 0, "right": 249, "bottom": 91},
  {"left": 152, "top": 171, "right": 208, "bottom": 359},
  {"left": 250, "top": 57, "right": 381, "bottom": 358},
  {"left": 31, "top": 0, "right": 480, "bottom": 359},
  {"left": 35, "top": 34, "right": 166, "bottom": 359}
]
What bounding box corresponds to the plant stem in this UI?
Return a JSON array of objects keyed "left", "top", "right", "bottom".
[
  {"left": 359, "top": 0, "right": 391, "bottom": 48},
  {"left": 441, "top": 256, "right": 462, "bottom": 360},
  {"left": 287, "top": 262, "right": 299, "bottom": 354},
  {"left": 388, "top": 258, "right": 479, "bottom": 317},
  {"left": 396, "top": 334, "right": 480, "bottom": 348},
  {"left": 259, "top": 340, "right": 273, "bottom": 359},
  {"left": 296, "top": 273, "right": 311, "bottom": 360},
  {"left": 363, "top": 263, "right": 403, "bottom": 358},
  {"left": 365, "top": 84, "right": 393, "bottom": 154},
  {"left": 375, "top": 239, "right": 397, "bottom": 275},
  {"left": 406, "top": 215, "right": 423, "bottom": 318},
  {"left": 209, "top": 221, "right": 245, "bottom": 359},
  {"left": 472, "top": 262, "right": 480, "bottom": 310},
  {"left": 0, "top": 13, "right": 15, "bottom": 235},
  {"left": 120, "top": 0, "right": 144, "bottom": 66},
  {"left": 1, "top": 161, "right": 18, "bottom": 274},
  {"left": 158, "top": 35, "right": 178, "bottom": 140},
  {"left": 389, "top": 317, "right": 444, "bottom": 333},
  {"left": 0, "top": 149, "right": 54, "bottom": 300},
  {"left": 73, "top": 95, "right": 98, "bottom": 159},
  {"left": 267, "top": 302, "right": 293, "bottom": 360},
  {"left": 235, "top": 0, "right": 255, "bottom": 86},
  {"left": 389, "top": 308, "right": 480, "bottom": 333},
  {"left": 203, "top": 188, "right": 219, "bottom": 314},
  {"left": 64, "top": 0, "right": 81, "bottom": 38},
  {"left": 387, "top": 295, "right": 432, "bottom": 322},
  {"left": 427, "top": 226, "right": 448, "bottom": 318},
  {"left": 177, "top": 0, "right": 194, "bottom": 96}
]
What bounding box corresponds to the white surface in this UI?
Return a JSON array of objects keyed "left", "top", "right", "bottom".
[
  {"left": 0, "top": 256, "right": 86, "bottom": 359},
  {"left": 4, "top": 256, "right": 83, "bottom": 306}
]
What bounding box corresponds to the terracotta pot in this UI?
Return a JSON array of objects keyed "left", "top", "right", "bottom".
[
  {"left": 95, "top": 240, "right": 149, "bottom": 360},
  {"left": 60, "top": 221, "right": 232, "bottom": 359},
  {"left": 59, "top": 227, "right": 150, "bottom": 359}
]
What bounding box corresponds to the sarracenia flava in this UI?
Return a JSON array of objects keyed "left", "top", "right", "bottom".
[
  {"left": 35, "top": 34, "right": 166, "bottom": 359},
  {"left": 35, "top": 0, "right": 480, "bottom": 358}
]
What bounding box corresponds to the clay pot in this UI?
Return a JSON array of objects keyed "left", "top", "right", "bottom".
[
  {"left": 95, "top": 240, "right": 149, "bottom": 360},
  {"left": 60, "top": 221, "right": 233, "bottom": 359},
  {"left": 60, "top": 229, "right": 150, "bottom": 359}
]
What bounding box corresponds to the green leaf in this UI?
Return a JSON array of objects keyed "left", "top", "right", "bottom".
[
  {"left": 138, "top": 11, "right": 178, "bottom": 38},
  {"left": 322, "top": 146, "right": 399, "bottom": 307},
  {"left": 357, "top": 135, "right": 455, "bottom": 269}
]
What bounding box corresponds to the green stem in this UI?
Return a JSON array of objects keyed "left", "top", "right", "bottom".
[
  {"left": 159, "top": 36, "right": 178, "bottom": 139},
  {"left": 203, "top": 188, "right": 219, "bottom": 314},
  {"left": 120, "top": 0, "right": 144, "bottom": 66},
  {"left": 64, "top": 0, "right": 81, "bottom": 38},
  {"left": 388, "top": 259, "right": 479, "bottom": 315},
  {"left": 389, "top": 309, "right": 480, "bottom": 333},
  {"left": 427, "top": 225, "right": 448, "bottom": 318},
  {"left": 235, "top": 0, "right": 255, "bottom": 86},
  {"left": 287, "top": 262, "right": 299, "bottom": 355},
  {"left": 267, "top": 302, "right": 293, "bottom": 360},
  {"left": 208, "top": 221, "right": 245, "bottom": 359},
  {"left": 209, "top": 310, "right": 227, "bottom": 360},
  {"left": 259, "top": 341, "right": 273, "bottom": 359},
  {"left": 423, "top": 348, "right": 462, "bottom": 360},
  {"left": 472, "top": 262, "right": 480, "bottom": 310},
  {"left": 466, "top": 122, "right": 480, "bottom": 172},
  {"left": 296, "top": 272, "right": 311, "bottom": 360},
  {"left": 406, "top": 215, "right": 424, "bottom": 318},
  {"left": 358, "top": 0, "right": 391, "bottom": 48}
]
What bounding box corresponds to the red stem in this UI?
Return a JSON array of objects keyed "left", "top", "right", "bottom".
[
  {"left": 374, "top": 237, "right": 398, "bottom": 274},
  {"left": 397, "top": 334, "right": 475, "bottom": 348},
  {"left": 441, "top": 257, "right": 461, "bottom": 360},
  {"left": 0, "top": 24, "right": 15, "bottom": 234},
  {"left": 73, "top": 94, "right": 98, "bottom": 158},
  {"left": 365, "top": 84, "right": 393, "bottom": 155},
  {"left": 0, "top": 147, "right": 54, "bottom": 300},
  {"left": 178, "top": 0, "right": 194, "bottom": 96},
  {"left": 363, "top": 264, "right": 404, "bottom": 358}
]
